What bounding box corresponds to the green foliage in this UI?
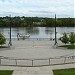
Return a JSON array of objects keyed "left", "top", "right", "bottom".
[
  {"left": 67, "top": 45, "right": 75, "bottom": 49},
  {"left": 0, "top": 17, "right": 75, "bottom": 27},
  {"left": 60, "top": 32, "right": 69, "bottom": 44},
  {"left": 0, "top": 70, "right": 13, "bottom": 75},
  {"left": 69, "top": 32, "right": 75, "bottom": 45},
  {"left": 43, "top": 18, "right": 55, "bottom": 27},
  {"left": 59, "top": 45, "right": 75, "bottom": 49},
  {"left": 0, "top": 33, "right": 6, "bottom": 46},
  {"left": 53, "top": 68, "right": 75, "bottom": 75},
  {"left": 60, "top": 32, "right": 75, "bottom": 48}
]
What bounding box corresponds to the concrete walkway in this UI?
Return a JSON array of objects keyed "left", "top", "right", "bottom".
[
  {"left": 1, "top": 40, "right": 74, "bottom": 59},
  {"left": 0, "top": 63, "right": 74, "bottom": 75},
  {"left": 0, "top": 39, "right": 75, "bottom": 75}
]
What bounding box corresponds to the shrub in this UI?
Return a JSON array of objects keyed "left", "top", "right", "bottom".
[
  {"left": 69, "top": 32, "right": 75, "bottom": 45},
  {"left": 0, "top": 33, "right": 6, "bottom": 46},
  {"left": 60, "top": 32, "right": 69, "bottom": 44}
]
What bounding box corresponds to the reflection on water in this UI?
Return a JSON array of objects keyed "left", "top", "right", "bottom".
[
  {"left": 0, "top": 27, "right": 75, "bottom": 38},
  {"left": 24, "top": 27, "right": 39, "bottom": 35},
  {"left": 45, "top": 27, "right": 54, "bottom": 34}
]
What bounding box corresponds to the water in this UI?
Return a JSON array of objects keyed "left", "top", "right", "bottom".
[{"left": 0, "top": 27, "right": 75, "bottom": 39}]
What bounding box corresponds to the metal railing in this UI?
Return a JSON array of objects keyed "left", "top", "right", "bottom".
[
  {"left": 0, "top": 53, "right": 75, "bottom": 67},
  {"left": 6, "top": 38, "right": 57, "bottom": 41}
]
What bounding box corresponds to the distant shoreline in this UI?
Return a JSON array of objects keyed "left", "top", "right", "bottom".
[
  {"left": 0, "top": 17, "right": 75, "bottom": 27},
  {"left": 0, "top": 26, "right": 75, "bottom": 27}
]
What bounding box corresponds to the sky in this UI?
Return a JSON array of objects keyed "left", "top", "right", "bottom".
[{"left": 0, "top": 0, "right": 74, "bottom": 18}]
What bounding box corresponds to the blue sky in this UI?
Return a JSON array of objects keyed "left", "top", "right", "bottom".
[{"left": 0, "top": 0, "right": 74, "bottom": 18}]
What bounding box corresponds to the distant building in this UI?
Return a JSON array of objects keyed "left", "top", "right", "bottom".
[
  {"left": 33, "top": 21, "right": 43, "bottom": 25},
  {"left": 20, "top": 18, "right": 24, "bottom": 20}
]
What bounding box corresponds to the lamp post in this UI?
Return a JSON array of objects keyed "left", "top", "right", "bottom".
[
  {"left": 8, "top": 15, "right": 12, "bottom": 46},
  {"left": 54, "top": 14, "right": 57, "bottom": 45}
]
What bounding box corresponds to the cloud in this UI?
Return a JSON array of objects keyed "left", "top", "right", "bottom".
[
  {"left": 29, "top": 10, "right": 53, "bottom": 14},
  {"left": 0, "top": 0, "right": 74, "bottom": 17}
]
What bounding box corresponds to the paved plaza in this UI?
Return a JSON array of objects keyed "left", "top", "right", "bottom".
[{"left": 0, "top": 39, "right": 75, "bottom": 75}]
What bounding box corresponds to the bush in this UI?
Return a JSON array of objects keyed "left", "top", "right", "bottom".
[
  {"left": 0, "top": 33, "right": 6, "bottom": 46},
  {"left": 60, "top": 32, "right": 75, "bottom": 45},
  {"left": 69, "top": 32, "right": 75, "bottom": 45},
  {"left": 60, "top": 32, "right": 69, "bottom": 44}
]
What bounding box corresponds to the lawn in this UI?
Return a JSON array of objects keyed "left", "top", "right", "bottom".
[
  {"left": 59, "top": 45, "right": 75, "bottom": 49},
  {"left": 0, "top": 70, "right": 13, "bottom": 75},
  {"left": 53, "top": 68, "right": 75, "bottom": 75}
]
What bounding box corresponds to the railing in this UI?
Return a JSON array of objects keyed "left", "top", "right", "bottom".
[
  {"left": 6, "top": 38, "right": 56, "bottom": 41},
  {"left": 0, "top": 54, "right": 75, "bottom": 67}
]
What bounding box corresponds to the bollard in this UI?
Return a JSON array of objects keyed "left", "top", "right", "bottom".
[
  {"left": 32, "top": 60, "right": 33, "bottom": 66},
  {"left": 15, "top": 60, "right": 17, "bottom": 66},
  {"left": 0, "top": 59, "right": 1, "bottom": 65},
  {"left": 49, "top": 58, "right": 50, "bottom": 65},
  {"left": 64, "top": 57, "right": 66, "bottom": 63}
]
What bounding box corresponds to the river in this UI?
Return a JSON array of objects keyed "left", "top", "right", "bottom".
[{"left": 0, "top": 27, "right": 75, "bottom": 39}]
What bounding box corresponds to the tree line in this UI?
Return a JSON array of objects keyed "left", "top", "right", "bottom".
[{"left": 0, "top": 16, "right": 75, "bottom": 27}]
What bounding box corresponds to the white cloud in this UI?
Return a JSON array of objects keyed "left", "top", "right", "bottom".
[{"left": 0, "top": 0, "right": 74, "bottom": 17}]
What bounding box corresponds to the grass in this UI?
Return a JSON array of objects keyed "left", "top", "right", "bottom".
[
  {"left": 59, "top": 45, "right": 75, "bottom": 49},
  {"left": 0, "top": 70, "right": 13, "bottom": 75},
  {"left": 0, "top": 46, "right": 8, "bottom": 48},
  {"left": 53, "top": 68, "right": 75, "bottom": 75}
]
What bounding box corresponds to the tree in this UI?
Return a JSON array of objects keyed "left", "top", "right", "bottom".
[
  {"left": 69, "top": 32, "right": 75, "bottom": 45},
  {"left": 0, "top": 33, "right": 6, "bottom": 46},
  {"left": 60, "top": 32, "right": 69, "bottom": 44}
]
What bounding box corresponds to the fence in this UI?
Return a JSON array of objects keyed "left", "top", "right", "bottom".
[{"left": 0, "top": 54, "right": 75, "bottom": 67}]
